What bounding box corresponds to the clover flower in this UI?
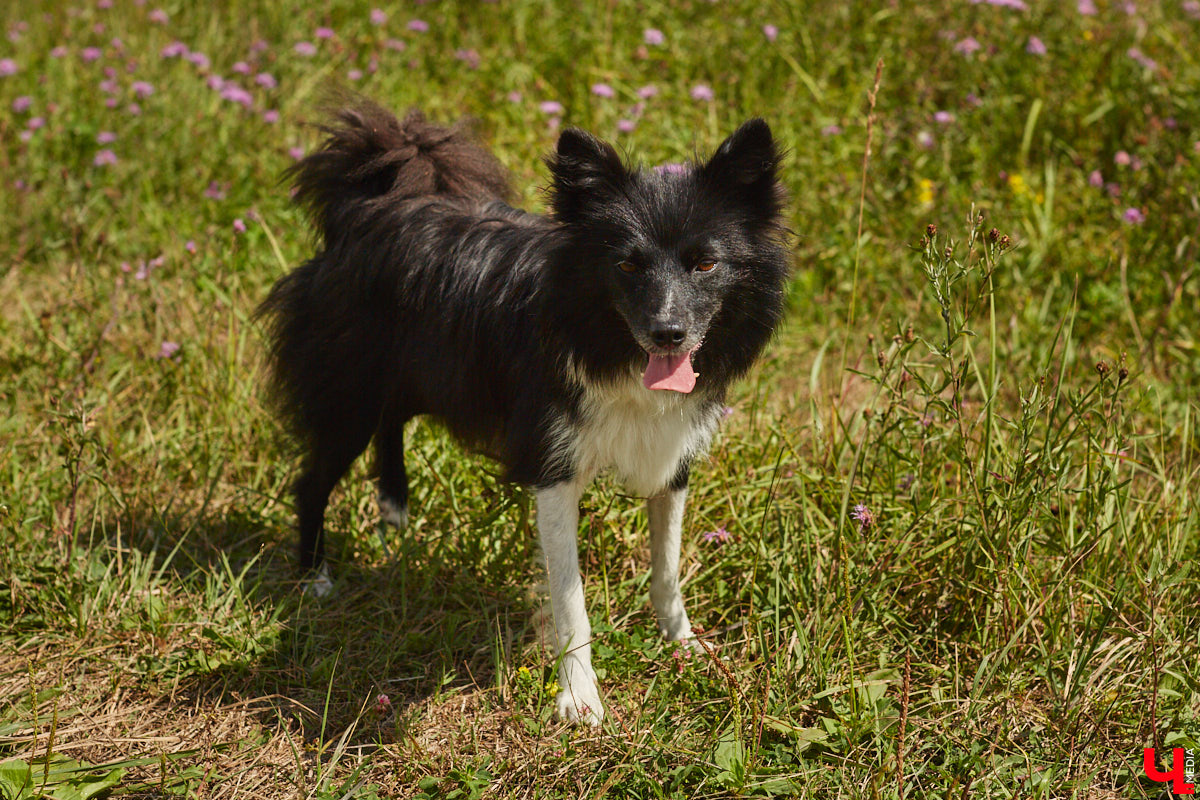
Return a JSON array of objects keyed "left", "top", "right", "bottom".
[
  {"left": 850, "top": 504, "right": 875, "bottom": 533},
  {"left": 703, "top": 527, "right": 730, "bottom": 544}
]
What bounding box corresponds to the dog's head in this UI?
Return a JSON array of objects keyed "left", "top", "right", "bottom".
[{"left": 548, "top": 120, "right": 788, "bottom": 392}]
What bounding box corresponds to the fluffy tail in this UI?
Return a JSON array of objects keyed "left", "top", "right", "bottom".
[
  {"left": 286, "top": 97, "right": 512, "bottom": 244},
  {"left": 256, "top": 99, "right": 512, "bottom": 440}
]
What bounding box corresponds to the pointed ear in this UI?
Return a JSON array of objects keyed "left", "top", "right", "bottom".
[
  {"left": 702, "top": 118, "right": 779, "bottom": 187},
  {"left": 700, "top": 118, "right": 784, "bottom": 220},
  {"left": 548, "top": 128, "right": 629, "bottom": 221}
]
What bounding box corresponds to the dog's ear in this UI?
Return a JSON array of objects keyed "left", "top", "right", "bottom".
[
  {"left": 548, "top": 128, "right": 628, "bottom": 222},
  {"left": 701, "top": 118, "right": 784, "bottom": 219}
]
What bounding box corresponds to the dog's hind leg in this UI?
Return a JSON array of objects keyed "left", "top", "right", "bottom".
[
  {"left": 295, "top": 421, "right": 375, "bottom": 593},
  {"left": 649, "top": 466, "right": 696, "bottom": 644},
  {"left": 373, "top": 416, "right": 410, "bottom": 558}
]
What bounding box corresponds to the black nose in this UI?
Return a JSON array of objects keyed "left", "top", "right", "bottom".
[{"left": 650, "top": 327, "right": 687, "bottom": 349}]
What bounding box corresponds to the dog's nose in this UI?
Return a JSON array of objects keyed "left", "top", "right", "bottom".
[{"left": 650, "top": 327, "right": 687, "bottom": 350}]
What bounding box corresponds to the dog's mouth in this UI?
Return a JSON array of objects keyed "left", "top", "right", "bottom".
[{"left": 642, "top": 347, "right": 699, "bottom": 393}]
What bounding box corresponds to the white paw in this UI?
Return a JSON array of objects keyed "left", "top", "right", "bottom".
[
  {"left": 657, "top": 615, "right": 695, "bottom": 643},
  {"left": 555, "top": 661, "right": 604, "bottom": 726},
  {"left": 302, "top": 564, "right": 334, "bottom": 598},
  {"left": 378, "top": 495, "right": 408, "bottom": 529}
]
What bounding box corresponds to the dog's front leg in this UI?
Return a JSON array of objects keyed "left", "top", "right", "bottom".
[
  {"left": 648, "top": 486, "right": 696, "bottom": 643},
  {"left": 536, "top": 481, "right": 604, "bottom": 726}
]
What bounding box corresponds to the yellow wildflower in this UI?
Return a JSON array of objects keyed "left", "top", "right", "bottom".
[{"left": 917, "top": 178, "right": 935, "bottom": 205}]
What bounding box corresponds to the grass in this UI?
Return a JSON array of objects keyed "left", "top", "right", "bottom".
[{"left": 1, "top": 0, "right": 1198, "bottom": 797}]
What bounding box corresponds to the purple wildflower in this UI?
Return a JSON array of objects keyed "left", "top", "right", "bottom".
[
  {"left": 97, "top": 130, "right": 117, "bottom": 144},
  {"left": 538, "top": 100, "right": 564, "bottom": 115},
  {"left": 131, "top": 80, "right": 154, "bottom": 97},
  {"left": 288, "top": 146, "right": 305, "bottom": 160},
  {"left": 12, "top": 95, "right": 31, "bottom": 112},
  {"left": 294, "top": 41, "right": 317, "bottom": 56},
  {"left": 690, "top": 83, "right": 714, "bottom": 102},
  {"left": 0, "top": 58, "right": 15, "bottom": 76},
  {"left": 821, "top": 124, "right": 843, "bottom": 136},
  {"left": 917, "top": 131, "right": 936, "bottom": 149},
  {"left": 233, "top": 218, "right": 247, "bottom": 233},
  {"left": 971, "top": 0, "right": 1027, "bottom": 8},
  {"left": 1114, "top": 150, "right": 1131, "bottom": 166},
  {"left": 204, "top": 181, "right": 227, "bottom": 200},
  {"left": 100, "top": 78, "right": 119, "bottom": 94},
  {"left": 1026, "top": 36, "right": 1046, "bottom": 55},
  {"left": 1078, "top": 0, "right": 1097, "bottom": 13},
  {"left": 850, "top": 504, "right": 875, "bottom": 533},
  {"left": 934, "top": 110, "right": 954, "bottom": 124},
  {"left": 370, "top": 8, "right": 387, "bottom": 25},
  {"left": 27, "top": 116, "right": 45, "bottom": 130},
  {"left": 186, "top": 51, "right": 210, "bottom": 69},
  {"left": 1185, "top": 0, "right": 1200, "bottom": 19},
  {"left": 347, "top": 68, "right": 363, "bottom": 81},
  {"left": 762, "top": 24, "right": 779, "bottom": 42},
  {"left": 591, "top": 83, "right": 615, "bottom": 99},
  {"left": 160, "top": 41, "right": 188, "bottom": 58},
  {"left": 637, "top": 84, "right": 658, "bottom": 99},
  {"left": 455, "top": 49, "right": 481, "bottom": 69},
  {"left": 407, "top": 19, "right": 429, "bottom": 32},
  {"left": 954, "top": 37, "right": 982, "bottom": 56},
  {"left": 385, "top": 38, "right": 406, "bottom": 51},
  {"left": 506, "top": 90, "right": 522, "bottom": 103},
  {"left": 643, "top": 28, "right": 665, "bottom": 45},
  {"left": 1127, "top": 47, "right": 1157, "bottom": 71},
  {"left": 315, "top": 26, "right": 335, "bottom": 39},
  {"left": 157, "top": 340, "right": 180, "bottom": 359},
  {"left": 81, "top": 47, "right": 103, "bottom": 62},
  {"left": 262, "top": 109, "right": 279, "bottom": 123},
  {"left": 374, "top": 693, "right": 392, "bottom": 714},
  {"left": 207, "top": 75, "right": 225, "bottom": 91},
  {"left": 1088, "top": 169, "right": 1104, "bottom": 187},
  {"left": 617, "top": 119, "right": 636, "bottom": 133},
  {"left": 51, "top": 46, "right": 68, "bottom": 58},
  {"left": 702, "top": 527, "right": 731, "bottom": 544},
  {"left": 1122, "top": 207, "right": 1145, "bottom": 224},
  {"left": 255, "top": 72, "right": 277, "bottom": 89},
  {"left": 148, "top": 8, "right": 168, "bottom": 23},
  {"left": 93, "top": 149, "right": 118, "bottom": 166},
  {"left": 185, "top": 240, "right": 197, "bottom": 254},
  {"left": 221, "top": 85, "right": 253, "bottom": 106},
  {"left": 127, "top": 102, "right": 141, "bottom": 115}
]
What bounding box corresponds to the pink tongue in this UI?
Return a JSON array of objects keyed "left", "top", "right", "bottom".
[{"left": 643, "top": 351, "right": 697, "bottom": 393}]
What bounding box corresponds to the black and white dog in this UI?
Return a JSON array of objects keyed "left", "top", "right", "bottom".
[{"left": 258, "top": 98, "right": 789, "bottom": 724}]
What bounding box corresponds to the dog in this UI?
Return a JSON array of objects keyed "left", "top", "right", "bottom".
[{"left": 257, "top": 97, "right": 789, "bottom": 725}]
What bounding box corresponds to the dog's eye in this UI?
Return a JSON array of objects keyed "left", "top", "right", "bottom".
[
  {"left": 694, "top": 260, "right": 718, "bottom": 273},
  {"left": 617, "top": 260, "right": 640, "bottom": 274}
]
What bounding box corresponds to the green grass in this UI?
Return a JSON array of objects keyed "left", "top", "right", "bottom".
[{"left": 1, "top": 1, "right": 1198, "bottom": 797}]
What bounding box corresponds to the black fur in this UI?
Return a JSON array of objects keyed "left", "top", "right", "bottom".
[{"left": 257, "top": 97, "right": 789, "bottom": 574}]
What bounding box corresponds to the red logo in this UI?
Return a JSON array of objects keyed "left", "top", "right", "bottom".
[{"left": 1144, "top": 748, "right": 1196, "bottom": 795}]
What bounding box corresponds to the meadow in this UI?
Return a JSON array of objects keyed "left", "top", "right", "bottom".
[{"left": 1, "top": 0, "right": 1198, "bottom": 797}]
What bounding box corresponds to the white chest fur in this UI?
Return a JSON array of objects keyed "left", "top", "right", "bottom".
[{"left": 551, "top": 372, "right": 720, "bottom": 496}]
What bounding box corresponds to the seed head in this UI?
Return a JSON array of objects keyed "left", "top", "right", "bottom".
[
  {"left": 926, "top": 223, "right": 938, "bottom": 238},
  {"left": 988, "top": 227, "right": 1001, "bottom": 242}
]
